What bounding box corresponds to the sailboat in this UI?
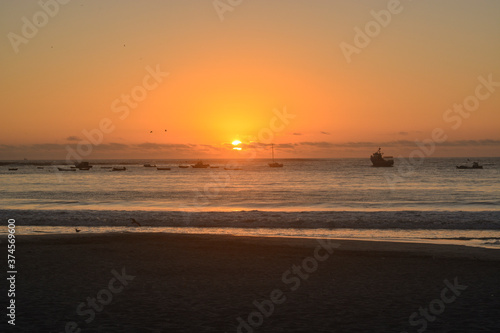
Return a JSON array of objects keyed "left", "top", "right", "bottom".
[{"left": 268, "top": 144, "right": 283, "bottom": 167}]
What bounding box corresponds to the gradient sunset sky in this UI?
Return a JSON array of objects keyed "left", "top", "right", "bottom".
[{"left": 1, "top": 0, "right": 499, "bottom": 159}]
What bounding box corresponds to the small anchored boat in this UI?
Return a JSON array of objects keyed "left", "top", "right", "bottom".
[
  {"left": 58, "top": 167, "right": 76, "bottom": 171},
  {"left": 144, "top": 163, "right": 156, "bottom": 167},
  {"left": 75, "top": 161, "right": 92, "bottom": 170},
  {"left": 178, "top": 165, "right": 189, "bottom": 168},
  {"left": 8, "top": 168, "right": 18, "bottom": 171},
  {"left": 157, "top": 167, "right": 171, "bottom": 170},
  {"left": 456, "top": 161, "right": 483, "bottom": 169},
  {"left": 191, "top": 161, "right": 210, "bottom": 168},
  {"left": 111, "top": 167, "right": 126, "bottom": 171}
]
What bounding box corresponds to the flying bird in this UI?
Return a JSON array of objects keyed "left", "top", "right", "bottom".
[
  {"left": 131, "top": 218, "right": 141, "bottom": 227},
  {"left": 150, "top": 131, "right": 153, "bottom": 134}
]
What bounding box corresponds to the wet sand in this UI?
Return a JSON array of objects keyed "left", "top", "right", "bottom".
[{"left": 3, "top": 233, "right": 500, "bottom": 332}]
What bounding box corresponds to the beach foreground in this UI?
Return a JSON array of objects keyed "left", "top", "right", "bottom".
[{"left": 3, "top": 233, "right": 499, "bottom": 332}]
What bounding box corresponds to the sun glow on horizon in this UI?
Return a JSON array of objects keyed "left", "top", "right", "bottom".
[{"left": 232, "top": 140, "right": 242, "bottom": 150}]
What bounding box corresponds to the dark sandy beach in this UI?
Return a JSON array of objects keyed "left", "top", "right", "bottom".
[{"left": 2, "top": 233, "right": 499, "bottom": 332}]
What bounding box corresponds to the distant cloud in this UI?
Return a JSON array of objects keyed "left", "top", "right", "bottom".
[
  {"left": 135, "top": 142, "right": 192, "bottom": 150},
  {"left": 66, "top": 136, "right": 80, "bottom": 141},
  {"left": 300, "top": 141, "right": 335, "bottom": 148},
  {"left": 105, "top": 143, "right": 129, "bottom": 150},
  {"left": 1, "top": 139, "right": 499, "bottom": 159},
  {"left": 296, "top": 139, "right": 500, "bottom": 149},
  {"left": 277, "top": 143, "right": 295, "bottom": 149},
  {"left": 320, "top": 131, "right": 331, "bottom": 135},
  {"left": 292, "top": 132, "right": 302, "bottom": 136},
  {"left": 438, "top": 139, "right": 500, "bottom": 147}
]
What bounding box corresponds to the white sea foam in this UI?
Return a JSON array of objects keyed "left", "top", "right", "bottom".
[{"left": 2, "top": 209, "right": 499, "bottom": 230}]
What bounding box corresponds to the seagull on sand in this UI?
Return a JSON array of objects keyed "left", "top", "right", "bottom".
[{"left": 131, "top": 218, "right": 141, "bottom": 227}]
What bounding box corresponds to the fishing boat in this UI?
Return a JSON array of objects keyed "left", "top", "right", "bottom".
[
  {"left": 58, "top": 167, "right": 76, "bottom": 171},
  {"left": 268, "top": 144, "right": 283, "bottom": 167},
  {"left": 157, "top": 167, "right": 171, "bottom": 170},
  {"left": 456, "top": 161, "right": 483, "bottom": 169},
  {"left": 75, "top": 161, "right": 92, "bottom": 169},
  {"left": 178, "top": 165, "right": 189, "bottom": 168},
  {"left": 111, "top": 167, "right": 126, "bottom": 171},
  {"left": 191, "top": 161, "right": 210, "bottom": 168},
  {"left": 370, "top": 148, "right": 394, "bottom": 167},
  {"left": 144, "top": 163, "right": 156, "bottom": 167},
  {"left": 37, "top": 166, "right": 44, "bottom": 169},
  {"left": 8, "top": 168, "right": 18, "bottom": 171}
]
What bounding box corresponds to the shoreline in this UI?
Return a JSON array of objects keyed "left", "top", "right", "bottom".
[
  {"left": 6, "top": 225, "right": 500, "bottom": 251},
  {"left": 13, "top": 232, "right": 500, "bottom": 261}
]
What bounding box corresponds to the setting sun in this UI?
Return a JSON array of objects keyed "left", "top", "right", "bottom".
[{"left": 232, "top": 140, "right": 242, "bottom": 150}]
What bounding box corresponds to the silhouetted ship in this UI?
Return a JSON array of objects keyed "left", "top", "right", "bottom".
[
  {"left": 75, "top": 161, "right": 92, "bottom": 170},
  {"left": 191, "top": 161, "right": 210, "bottom": 168},
  {"left": 144, "top": 163, "right": 156, "bottom": 167},
  {"left": 370, "top": 148, "right": 394, "bottom": 167},
  {"left": 268, "top": 144, "right": 283, "bottom": 167},
  {"left": 456, "top": 161, "right": 483, "bottom": 169}
]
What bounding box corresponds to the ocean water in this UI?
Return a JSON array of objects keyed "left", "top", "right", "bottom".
[{"left": 1, "top": 157, "right": 499, "bottom": 246}]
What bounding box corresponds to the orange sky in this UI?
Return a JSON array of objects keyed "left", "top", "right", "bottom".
[{"left": 1, "top": 0, "right": 499, "bottom": 159}]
